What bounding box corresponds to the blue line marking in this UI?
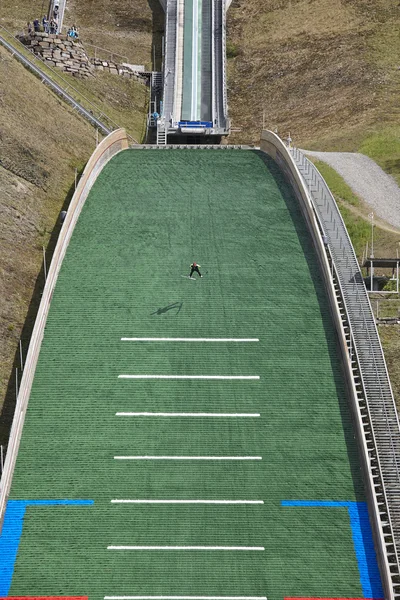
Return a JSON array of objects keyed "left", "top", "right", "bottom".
[
  {"left": 282, "top": 500, "right": 383, "bottom": 598},
  {"left": 24, "top": 499, "right": 94, "bottom": 506},
  {"left": 348, "top": 502, "right": 383, "bottom": 598},
  {"left": 0, "top": 501, "right": 26, "bottom": 596},
  {"left": 282, "top": 500, "right": 350, "bottom": 508},
  {"left": 0, "top": 499, "right": 93, "bottom": 595}
]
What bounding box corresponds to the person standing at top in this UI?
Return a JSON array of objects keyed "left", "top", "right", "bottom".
[{"left": 189, "top": 262, "right": 202, "bottom": 278}]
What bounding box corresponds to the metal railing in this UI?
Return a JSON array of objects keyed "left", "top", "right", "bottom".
[
  {"left": 291, "top": 146, "right": 400, "bottom": 598},
  {"left": 0, "top": 25, "right": 138, "bottom": 142},
  {"left": 85, "top": 42, "right": 129, "bottom": 64},
  {"left": 163, "top": 0, "right": 178, "bottom": 122},
  {"left": 212, "top": 0, "right": 227, "bottom": 130}
]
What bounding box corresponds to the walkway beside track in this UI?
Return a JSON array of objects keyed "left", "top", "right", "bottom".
[{"left": 291, "top": 146, "right": 400, "bottom": 598}]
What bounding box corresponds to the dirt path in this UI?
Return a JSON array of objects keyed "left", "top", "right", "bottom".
[
  {"left": 304, "top": 151, "right": 400, "bottom": 230},
  {"left": 339, "top": 198, "right": 400, "bottom": 234}
]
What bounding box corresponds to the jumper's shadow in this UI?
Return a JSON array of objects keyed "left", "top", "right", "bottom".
[{"left": 151, "top": 302, "right": 183, "bottom": 315}]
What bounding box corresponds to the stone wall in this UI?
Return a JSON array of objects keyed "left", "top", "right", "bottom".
[
  {"left": 18, "top": 33, "right": 149, "bottom": 82},
  {"left": 18, "top": 33, "right": 95, "bottom": 77}
]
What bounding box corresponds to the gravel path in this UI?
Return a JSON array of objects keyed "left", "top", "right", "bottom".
[{"left": 304, "top": 151, "right": 400, "bottom": 230}]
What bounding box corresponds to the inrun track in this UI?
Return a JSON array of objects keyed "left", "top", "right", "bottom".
[{"left": 0, "top": 149, "right": 383, "bottom": 599}]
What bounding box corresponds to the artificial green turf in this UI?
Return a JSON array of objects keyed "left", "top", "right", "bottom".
[{"left": 9, "top": 149, "right": 365, "bottom": 599}]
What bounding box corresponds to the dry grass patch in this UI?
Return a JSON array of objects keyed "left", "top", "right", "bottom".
[
  {"left": 226, "top": 0, "right": 400, "bottom": 149},
  {"left": 378, "top": 325, "right": 400, "bottom": 410}
]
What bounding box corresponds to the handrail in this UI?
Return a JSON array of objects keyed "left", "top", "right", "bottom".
[
  {"left": 85, "top": 42, "right": 129, "bottom": 64},
  {"left": 0, "top": 25, "right": 138, "bottom": 142}
]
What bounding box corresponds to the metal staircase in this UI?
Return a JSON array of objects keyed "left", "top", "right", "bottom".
[
  {"left": 291, "top": 146, "right": 400, "bottom": 599},
  {"left": 156, "top": 118, "right": 167, "bottom": 145},
  {"left": 148, "top": 72, "right": 163, "bottom": 128}
]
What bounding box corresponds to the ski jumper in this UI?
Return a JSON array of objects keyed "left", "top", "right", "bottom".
[{"left": 189, "top": 262, "right": 202, "bottom": 278}]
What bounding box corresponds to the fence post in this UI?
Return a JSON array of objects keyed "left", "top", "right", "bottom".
[
  {"left": 19, "top": 339, "right": 23, "bottom": 370},
  {"left": 43, "top": 246, "right": 47, "bottom": 281}
]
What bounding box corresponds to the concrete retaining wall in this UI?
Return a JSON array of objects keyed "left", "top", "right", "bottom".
[{"left": 0, "top": 128, "right": 129, "bottom": 526}]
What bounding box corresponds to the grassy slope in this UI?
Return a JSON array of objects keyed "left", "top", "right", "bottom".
[
  {"left": 379, "top": 326, "right": 400, "bottom": 410},
  {"left": 226, "top": 0, "right": 400, "bottom": 172}
]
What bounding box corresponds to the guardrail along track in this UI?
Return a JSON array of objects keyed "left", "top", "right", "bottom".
[{"left": 291, "top": 146, "right": 400, "bottom": 599}]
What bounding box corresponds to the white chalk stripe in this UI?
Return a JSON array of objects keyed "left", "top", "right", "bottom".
[
  {"left": 115, "top": 412, "right": 260, "bottom": 417},
  {"left": 114, "top": 456, "right": 262, "bottom": 461},
  {"left": 121, "top": 338, "right": 259, "bottom": 342},
  {"left": 111, "top": 499, "right": 264, "bottom": 504},
  {"left": 107, "top": 546, "right": 265, "bottom": 551},
  {"left": 118, "top": 375, "right": 260, "bottom": 380},
  {"left": 104, "top": 596, "right": 267, "bottom": 600}
]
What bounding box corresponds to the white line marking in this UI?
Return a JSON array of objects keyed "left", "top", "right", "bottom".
[
  {"left": 115, "top": 412, "right": 260, "bottom": 417},
  {"left": 118, "top": 375, "right": 260, "bottom": 380},
  {"left": 111, "top": 499, "right": 264, "bottom": 504},
  {"left": 107, "top": 546, "right": 265, "bottom": 551},
  {"left": 104, "top": 596, "right": 268, "bottom": 600},
  {"left": 114, "top": 456, "right": 262, "bottom": 461},
  {"left": 121, "top": 338, "right": 259, "bottom": 342}
]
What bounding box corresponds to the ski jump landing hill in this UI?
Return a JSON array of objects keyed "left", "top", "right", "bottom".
[
  {"left": 1, "top": 129, "right": 400, "bottom": 600},
  {"left": 2, "top": 0, "right": 400, "bottom": 597}
]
